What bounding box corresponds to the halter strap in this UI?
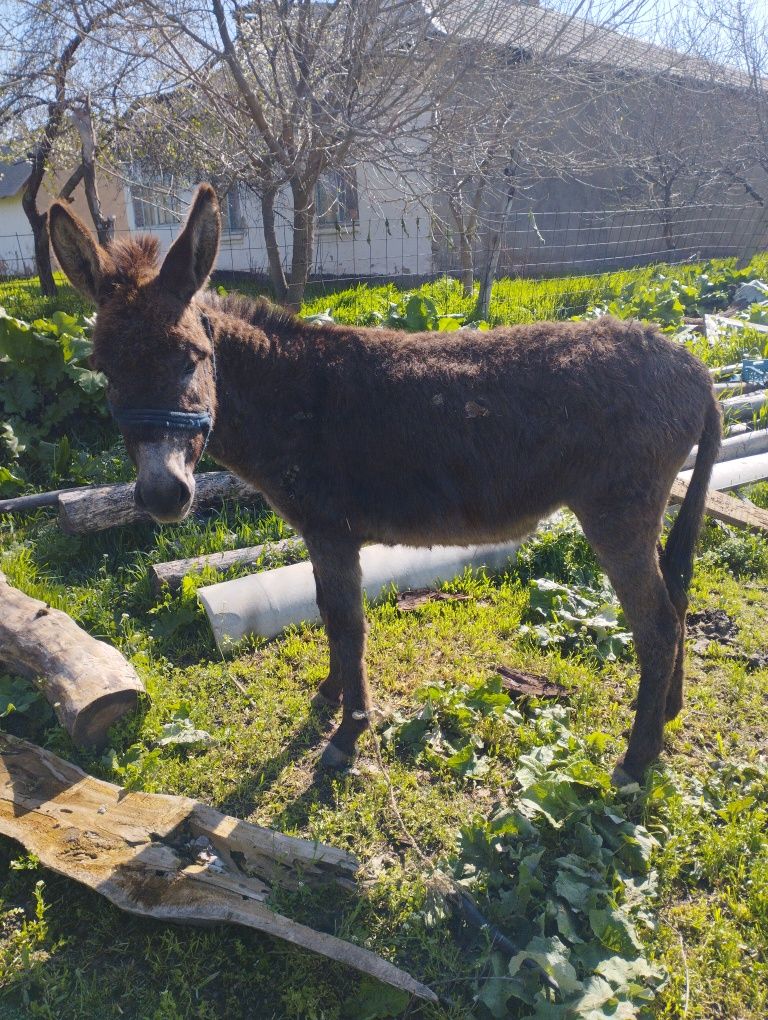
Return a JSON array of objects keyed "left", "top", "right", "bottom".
[{"left": 109, "top": 312, "right": 216, "bottom": 458}]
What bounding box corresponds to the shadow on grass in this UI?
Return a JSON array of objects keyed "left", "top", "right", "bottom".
[{"left": 213, "top": 704, "right": 339, "bottom": 824}]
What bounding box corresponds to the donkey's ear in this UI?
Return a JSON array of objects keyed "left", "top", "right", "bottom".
[
  {"left": 158, "top": 184, "right": 220, "bottom": 303},
  {"left": 49, "top": 203, "right": 114, "bottom": 303}
]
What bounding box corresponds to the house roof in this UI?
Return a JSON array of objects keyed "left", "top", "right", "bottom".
[
  {"left": 445, "top": 0, "right": 750, "bottom": 87},
  {"left": 0, "top": 157, "right": 31, "bottom": 199}
]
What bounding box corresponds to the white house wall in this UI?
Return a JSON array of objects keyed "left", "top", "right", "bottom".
[
  {"left": 0, "top": 196, "right": 36, "bottom": 276},
  {"left": 149, "top": 166, "right": 434, "bottom": 280}
]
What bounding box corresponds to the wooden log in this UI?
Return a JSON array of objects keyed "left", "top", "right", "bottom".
[
  {"left": 0, "top": 487, "right": 78, "bottom": 515},
  {"left": 709, "top": 361, "right": 742, "bottom": 380},
  {"left": 0, "top": 572, "right": 145, "bottom": 747},
  {"left": 0, "top": 733, "right": 437, "bottom": 1004},
  {"left": 58, "top": 471, "right": 258, "bottom": 535},
  {"left": 720, "top": 390, "right": 768, "bottom": 423},
  {"left": 668, "top": 478, "right": 768, "bottom": 532},
  {"left": 150, "top": 537, "right": 305, "bottom": 594}
]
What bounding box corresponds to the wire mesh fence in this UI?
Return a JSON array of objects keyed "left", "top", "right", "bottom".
[{"left": 0, "top": 199, "right": 766, "bottom": 323}]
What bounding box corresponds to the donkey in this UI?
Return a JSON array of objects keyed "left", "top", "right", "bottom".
[{"left": 49, "top": 184, "right": 721, "bottom": 783}]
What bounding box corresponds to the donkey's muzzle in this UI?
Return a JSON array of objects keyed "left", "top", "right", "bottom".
[{"left": 134, "top": 474, "right": 194, "bottom": 524}]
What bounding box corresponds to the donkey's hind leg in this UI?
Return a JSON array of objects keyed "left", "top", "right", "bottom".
[
  {"left": 310, "top": 571, "right": 344, "bottom": 712},
  {"left": 575, "top": 505, "right": 681, "bottom": 782}
]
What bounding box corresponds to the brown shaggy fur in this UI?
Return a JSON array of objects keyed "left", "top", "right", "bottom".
[{"left": 49, "top": 186, "right": 721, "bottom": 780}]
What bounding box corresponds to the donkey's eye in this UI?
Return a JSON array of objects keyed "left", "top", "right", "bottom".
[{"left": 182, "top": 361, "right": 197, "bottom": 380}]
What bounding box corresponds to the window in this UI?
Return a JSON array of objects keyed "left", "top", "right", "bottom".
[
  {"left": 131, "top": 174, "right": 181, "bottom": 229},
  {"left": 316, "top": 169, "right": 359, "bottom": 228},
  {"left": 221, "top": 187, "right": 244, "bottom": 234}
]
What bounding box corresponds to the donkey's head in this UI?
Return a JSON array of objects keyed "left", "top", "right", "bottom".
[{"left": 50, "top": 185, "right": 221, "bottom": 523}]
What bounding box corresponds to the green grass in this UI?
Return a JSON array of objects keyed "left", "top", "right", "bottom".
[
  {"left": 6, "top": 250, "right": 768, "bottom": 329},
  {"left": 0, "top": 273, "right": 92, "bottom": 321},
  {"left": 1, "top": 259, "right": 768, "bottom": 1018}
]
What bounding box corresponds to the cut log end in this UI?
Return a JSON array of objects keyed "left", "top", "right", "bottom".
[
  {"left": 0, "top": 574, "right": 146, "bottom": 747},
  {"left": 69, "top": 690, "right": 143, "bottom": 748}
]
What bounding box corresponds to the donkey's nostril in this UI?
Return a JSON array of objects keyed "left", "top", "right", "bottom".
[{"left": 176, "top": 478, "right": 192, "bottom": 506}]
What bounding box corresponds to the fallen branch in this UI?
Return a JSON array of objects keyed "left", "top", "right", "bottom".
[
  {"left": 150, "top": 537, "right": 304, "bottom": 594},
  {"left": 0, "top": 733, "right": 436, "bottom": 1004},
  {"left": 495, "top": 665, "right": 570, "bottom": 699},
  {"left": 58, "top": 472, "right": 259, "bottom": 535},
  {"left": 0, "top": 571, "right": 145, "bottom": 747}
]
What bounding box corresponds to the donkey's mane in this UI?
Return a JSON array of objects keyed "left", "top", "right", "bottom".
[
  {"left": 103, "top": 235, "right": 307, "bottom": 335},
  {"left": 199, "top": 290, "right": 308, "bottom": 332},
  {"left": 106, "top": 235, "right": 162, "bottom": 285}
]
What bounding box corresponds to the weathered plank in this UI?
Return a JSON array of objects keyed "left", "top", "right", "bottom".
[
  {"left": 0, "top": 733, "right": 436, "bottom": 1003},
  {"left": 58, "top": 471, "right": 259, "bottom": 535},
  {"left": 0, "top": 571, "right": 145, "bottom": 747},
  {"left": 669, "top": 478, "right": 768, "bottom": 532},
  {"left": 150, "top": 537, "right": 305, "bottom": 594}
]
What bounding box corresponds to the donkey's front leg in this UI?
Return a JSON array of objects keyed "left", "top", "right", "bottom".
[{"left": 306, "top": 535, "right": 371, "bottom": 769}]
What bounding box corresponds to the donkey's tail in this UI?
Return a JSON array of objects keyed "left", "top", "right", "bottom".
[{"left": 663, "top": 393, "right": 722, "bottom": 599}]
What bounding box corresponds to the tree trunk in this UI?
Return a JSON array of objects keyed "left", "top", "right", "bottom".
[
  {"left": 459, "top": 230, "right": 474, "bottom": 296},
  {"left": 58, "top": 471, "right": 259, "bottom": 535},
  {"left": 285, "top": 182, "right": 315, "bottom": 310},
  {"left": 0, "top": 732, "right": 436, "bottom": 1003},
  {"left": 475, "top": 168, "right": 516, "bottom": 321},
  {"left": 661, "top": 181, "right": 677, "bottom": 252},
  {"left": 22, "top": 194, "right": 56, "bottom": 296},
  {"left": 69, "top": 100, "right": 115, "bottom": 245},
  {"left": 150, "top": 537, "right": 304, "bottom": 594},
  {"left": 58, "top": 164, "right": 85, "bottom": 201},
  {"left": 261, "top": 186, "right": 288, "bottom": 302}
]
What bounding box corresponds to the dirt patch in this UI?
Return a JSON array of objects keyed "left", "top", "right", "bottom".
[{"left": 688, "top": 608, "right": 768, "bottom": 670}]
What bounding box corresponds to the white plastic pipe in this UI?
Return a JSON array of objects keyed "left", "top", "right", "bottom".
[
  {"left": 678, "top": 451, "right": 768, "bottom": 492},
  {"left": 198, "top": 541, "right": 521, "bottom": 650},
  {"left": 682, "top": 426, "right": 768, "bottom": 471}
]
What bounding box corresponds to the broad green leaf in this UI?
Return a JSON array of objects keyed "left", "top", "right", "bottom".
[
  {"left": 588, "top": 908, "right": 642, "bottom": 955},
  {"left": 509, "top": 936, "right": 581, "bottom": 996},
  {"left": 0, "top": 675, "right": 41, "bottom": 718},
  {"left": 157, "top": 717, "right": 213, "bottom": 748}
]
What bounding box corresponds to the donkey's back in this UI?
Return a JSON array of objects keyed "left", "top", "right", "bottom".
[{"left": 311, "top": 315, "right": 713, "bottom": 547}]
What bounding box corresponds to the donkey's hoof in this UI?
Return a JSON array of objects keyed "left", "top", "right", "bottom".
[
  {"left": 310, "top": 691, "right": 343, "bottom": 714},
  {"left": 320, "top": 740, "right": 355, "bottom": 771},
  {"left": 611, "top": 762, "right": 641, "bottom": 789}
]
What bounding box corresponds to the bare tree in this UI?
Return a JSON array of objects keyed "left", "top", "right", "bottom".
[
  {"left": 0, "top": 1, "right": 140, "bottom": 292},
  {"left": 582, "top": 71, "right": 732, "bottom": 252},
  {"left": 427, "top": 0, "right": 693, "bottom": 316},
  {"left": 106, "top": 1, "right": 492, "bottom": 306},
  {"left": 701, "top": 0, "right": 768, "bottom": 208}
]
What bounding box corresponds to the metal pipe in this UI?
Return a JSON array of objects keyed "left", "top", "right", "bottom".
[{"left": 682, "top": 426, "right": 768, "bottom": 471}]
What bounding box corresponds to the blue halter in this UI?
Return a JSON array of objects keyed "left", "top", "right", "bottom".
[{"left": 109, "top": 314, "right": 216, "bottom": 456}]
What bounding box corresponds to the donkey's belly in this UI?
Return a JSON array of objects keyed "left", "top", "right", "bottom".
[{"left": 346, "top": 455, "right": 567, "bottom": 547}]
